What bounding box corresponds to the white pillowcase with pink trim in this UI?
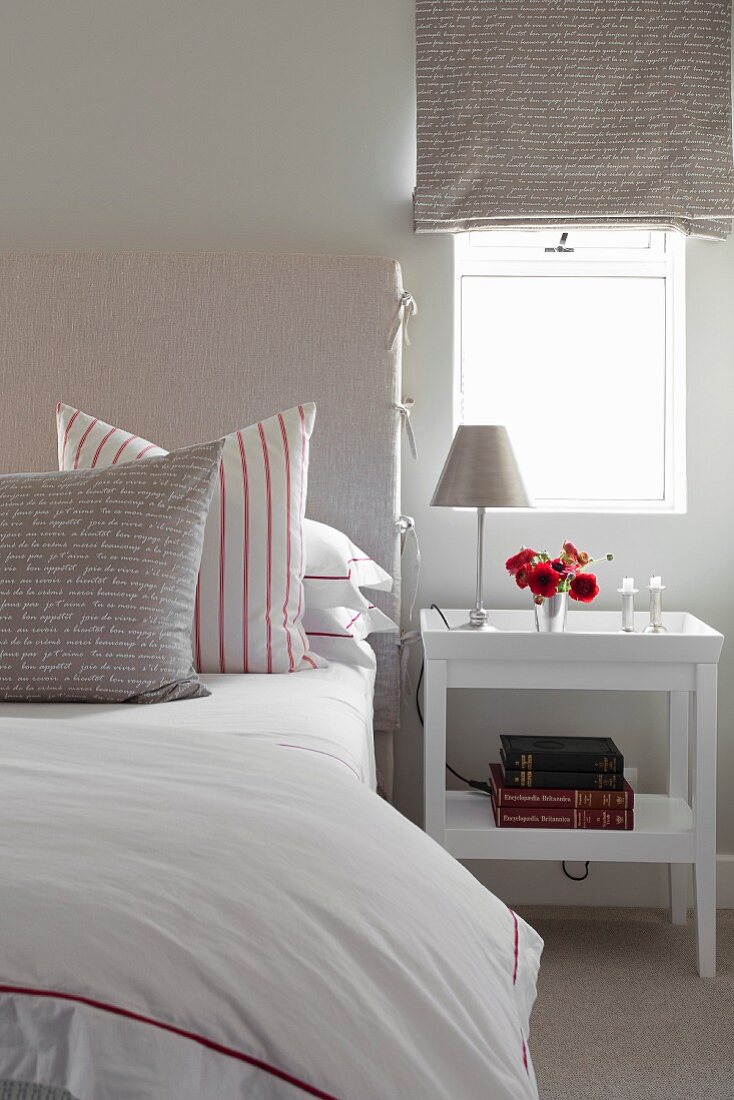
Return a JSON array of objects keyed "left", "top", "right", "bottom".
[
  {"left": 303, "top": 605, "right": 398, "bottom": 669},
  {"left": 56, "top": 402, "right": 325, "bottom": 675},
  {"left": 302, "top": 518, "right": 392, "bottom": 610}
]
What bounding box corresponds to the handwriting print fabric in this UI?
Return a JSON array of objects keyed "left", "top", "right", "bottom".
[{"left": 56, "top": 403, "right": 323, "bottom": 674}]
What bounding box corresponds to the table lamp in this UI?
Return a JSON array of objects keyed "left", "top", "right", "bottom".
[{"left": 430, "top": 425, "right": 531, "bottom": 629}]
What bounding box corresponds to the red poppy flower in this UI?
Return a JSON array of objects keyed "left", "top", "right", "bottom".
[
  {"left": 570, "top": 571, "right": 599, "bottom": 603},
  {"left": 528, "top": 561, "right": 560, "bottom": 599},
  {"left": 562, "top": 540, "right": 590, "bottom": 567},
  {"left": 562, "top": 540, "right": 580, "bottom": 562},
  {"left": 515, "top": 563, "right": 533, "bottom": 589},
  {"left": 505, "top": 547, "right": 536, "bottom": 576},
  {"left": 551, "top": 557, "right": 574, "bottom": 577}
]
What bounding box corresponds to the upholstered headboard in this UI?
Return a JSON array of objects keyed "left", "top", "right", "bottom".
[{"left": 0, "top": 251, "right": 406, "bottom": 736}]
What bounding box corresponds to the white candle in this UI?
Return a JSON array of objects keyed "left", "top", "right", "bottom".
[
  {"left": 650, "top": 575, "right": 662, "bottom": 588},
  {"left": 622, "top": 576, "right": 635, "bottom": 593}
]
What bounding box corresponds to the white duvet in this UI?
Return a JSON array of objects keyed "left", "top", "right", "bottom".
[{"left": 0, "top": 674, "right": 542, "bottom": 1100}]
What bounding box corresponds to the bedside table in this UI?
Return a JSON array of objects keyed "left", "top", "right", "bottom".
[{"left": 420, "top": 607, "right": 724, "bottom": 977}]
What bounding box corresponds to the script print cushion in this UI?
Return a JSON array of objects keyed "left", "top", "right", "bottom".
[
  {"left": 57, "top": 403, "right": 323, "bottom": 674},
  {"left": 0, "top": 441, "right": 222, "bottom": 702}
]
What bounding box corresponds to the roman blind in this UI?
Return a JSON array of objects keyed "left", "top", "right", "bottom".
[{"left": 415, "top": 1, "right": 734, "bottom": 239}]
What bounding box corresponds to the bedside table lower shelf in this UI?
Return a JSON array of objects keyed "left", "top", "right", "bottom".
[{"left": 445, "top": 790, "right": 694, "bottom": 862}]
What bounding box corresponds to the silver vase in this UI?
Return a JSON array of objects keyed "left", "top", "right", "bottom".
[{"left": 534, "top": 592, "right": 568, "bottom": 633}]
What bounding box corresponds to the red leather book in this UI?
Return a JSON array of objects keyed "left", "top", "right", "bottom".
[
  {"left": 491, "top": 798, "right": 634, "bottom": 830},
  {"left": 489, "top": 763, "right": 635, "bottom": 809}
]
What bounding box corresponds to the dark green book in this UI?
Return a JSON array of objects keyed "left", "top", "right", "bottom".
[
  {"left": 500, "top": 735, "right": 623, "bottom": 774},
  {"left": 501, "top": 766, "right": 625, "bottom": 791}
]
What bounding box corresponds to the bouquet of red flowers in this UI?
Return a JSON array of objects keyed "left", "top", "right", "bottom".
[{"left": 505, "top": 541, "right": 613, "bottom": 604}]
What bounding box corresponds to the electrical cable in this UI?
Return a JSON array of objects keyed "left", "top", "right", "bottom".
[
  {"left": 416, "top": 604, "right": 491, "bottom": 795},
  {"left": 419, "top": 603, "right": 592, "bottom": 880},
  {"left": 447, "top": 762, "right": 492, "bottom": 795},
  {"left": 430, "top": 602, "right": 450, "bottom": 629},
  {"left": 562, "top": 861, "right": 590, "bottom": 881}
]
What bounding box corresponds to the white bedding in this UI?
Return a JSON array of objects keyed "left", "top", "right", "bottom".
[
  {"left": 0, "top": 663, "right": 377, "bottom": 789},
  {"left": 0, "top": 670, "right": 542, "bottom": 1100}
]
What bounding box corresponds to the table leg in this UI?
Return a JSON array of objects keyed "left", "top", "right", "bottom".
[
  {"left": 693, "top": 664, "right": 717, "bottom": 977},
  {"left": 424, "top": 658, "right": 447, "bottom": 846},
  {"left": 668, "top": 691, "right": 690, "bottom": 925}
]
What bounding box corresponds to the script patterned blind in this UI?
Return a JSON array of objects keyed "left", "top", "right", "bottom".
[{"left": 415, "top": 0, "right": 734, "bottom": 239}]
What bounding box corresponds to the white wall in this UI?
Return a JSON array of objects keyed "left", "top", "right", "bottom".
[{"left": 3, "top": 1, "right": 733, "bottom": 904}]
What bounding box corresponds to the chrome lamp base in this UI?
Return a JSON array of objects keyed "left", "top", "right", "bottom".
[
  {"left": 464, "top": 606, "right": 500, "bottom": 631},
  {"left": 454, "top": 608, "right": 500, "bottom": 632},
  {"left": 453, "top": 507, "right": 500, "bottom": 631}
]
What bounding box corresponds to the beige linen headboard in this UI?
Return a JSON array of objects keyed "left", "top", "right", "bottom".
[{"left": 0, "top": 251, "right": 406, "bottom": 738}]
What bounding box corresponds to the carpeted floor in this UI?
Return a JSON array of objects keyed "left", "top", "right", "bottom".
[{"left": 516, "top": 907, "right": 734, "bottom": 1100}]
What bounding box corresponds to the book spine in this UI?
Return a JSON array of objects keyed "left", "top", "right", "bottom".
[
  {"left": 493, "top": 805, "right": 634, "bottom": 830},
  {"left": 504, "top": 751, "right": 623, "bottom": 773},
  {"left": 493, "top": 787, "right": 634, "bottom": 810},
  {"left": 502, "top": 769, "right": 625, "bottom": 790}
]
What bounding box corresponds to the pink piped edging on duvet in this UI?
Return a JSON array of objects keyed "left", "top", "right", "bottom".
[
  {"left": 508, "top": 909, "right": 530, "bottom": 1076},
  {"left": 0, "top": 985, "right": 339, "bottom": 1100}
]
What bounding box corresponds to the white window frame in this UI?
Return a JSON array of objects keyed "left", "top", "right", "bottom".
[{"left": 454, "top": 230, "right": 686, "bottom": 514}]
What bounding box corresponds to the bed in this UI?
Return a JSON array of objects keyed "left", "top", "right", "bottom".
[
  {"left": 0, "top": 252, "right": 542, "bottom": 1100},
  {"left": 0, "top": 665, "right": 378, "bottom": 785}
]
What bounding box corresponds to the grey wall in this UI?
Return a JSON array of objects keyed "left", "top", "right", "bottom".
[{"left": 2, "top": 0, "right": 732, "bottom": 903}]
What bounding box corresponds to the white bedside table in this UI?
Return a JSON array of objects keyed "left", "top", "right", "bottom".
[{"left": 420, "top": 608, "right": 724, "bottom": 977}]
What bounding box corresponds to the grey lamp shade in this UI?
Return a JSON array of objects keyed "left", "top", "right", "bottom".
[{"left": 430, "top": 425, "right": 531, "bottom": 508}]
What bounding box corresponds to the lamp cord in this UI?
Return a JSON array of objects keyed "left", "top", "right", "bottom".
[
  {"left": 416, "top": 605, "right": 492, "bottom": 796},
  {"left": 430, "top": 602, "right": 450, "bottom": 629},
  {"left": 562, "top": 862, "right": 590, "bottom": 882}
]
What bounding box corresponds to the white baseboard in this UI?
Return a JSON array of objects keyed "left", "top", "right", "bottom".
[{"left": 464, "top": 853, "right": 734, "bottom": 909}]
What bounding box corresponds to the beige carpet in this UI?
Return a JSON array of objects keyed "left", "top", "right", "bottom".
[{"left": 516, "top": 907, "right": 734, "bottom": 1100}]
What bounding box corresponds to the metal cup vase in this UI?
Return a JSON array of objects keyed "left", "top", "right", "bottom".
[{"left": 534, "top": 592, "right": 568, "bottom": 633}]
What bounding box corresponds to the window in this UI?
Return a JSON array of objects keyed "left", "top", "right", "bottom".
[{"left": 455, "top": 230, "right": 686, "bottom": 512}]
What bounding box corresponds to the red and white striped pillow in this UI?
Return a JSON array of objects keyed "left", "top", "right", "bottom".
[{"left": 56, "top": 402, "right": 324, "bottom": 675}]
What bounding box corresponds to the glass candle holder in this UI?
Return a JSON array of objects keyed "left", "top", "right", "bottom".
[
  {"left": 617, "top": 586, "right": 638, "bottom": 632},
  {"left": 643, "top": 584, "right": 668, "bottom": 634}
]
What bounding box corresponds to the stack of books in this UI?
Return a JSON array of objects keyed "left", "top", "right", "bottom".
[{"left": 489, "top": 735, "right": 634, "bottom": 830}]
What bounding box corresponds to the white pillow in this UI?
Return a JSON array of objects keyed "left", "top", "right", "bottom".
[
  {"left": 303, "top": 605, "right": 398, "bottom": 669},
  {"left": 56, "top": 402, "right": 325, "bottom": 675},
  {"left": 302, "top": 518, "right": 393, "bottom": 610}
]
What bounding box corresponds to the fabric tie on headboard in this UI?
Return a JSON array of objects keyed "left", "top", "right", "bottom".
[
  {"left": 398, "top": 514, "right": 421, "bottom": 621},
  {"left": 393, "top": 399, "right": 417, "bottom": 461},
  {"left": 389, "top": 291, "right": 417, "bottom": 347}
]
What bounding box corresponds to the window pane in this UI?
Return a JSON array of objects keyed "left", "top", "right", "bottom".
[{"left": 460, "top": 276, "right": 667, "bottom": 502}]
